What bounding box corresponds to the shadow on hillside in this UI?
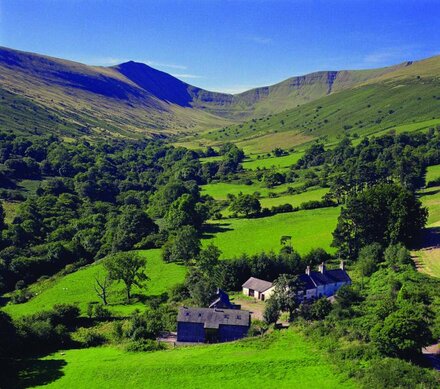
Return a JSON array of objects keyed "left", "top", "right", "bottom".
[
  {"left": 201, "top": 222, "right": 233, "bottom": 239},
  {"left": 415, "top": 227, "right": 440, "bottom": 250},
  {"left": 1, "top": 358, "right": 66, "bottom": 388},
  {"left": 419, "top": 187, "right": 440, "bottom": 197}
]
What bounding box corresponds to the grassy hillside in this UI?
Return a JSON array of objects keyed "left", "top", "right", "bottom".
[
  {"left": 3, "top": 46, "right": 440, "bottom": 142},
  {"left": 3, "top": 250, "right": 186, "bottom": 318},
  {"left": 180, "top": 56, "right": 440, "bottom": 153},
  {"left": 0, "top": 46, "right": 232, "bottom": 138},
  {"left": 28, "top": 329, "right": 353, "bottom": 389}
]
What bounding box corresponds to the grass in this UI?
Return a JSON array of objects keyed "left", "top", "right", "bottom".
[
  {"left": 203, "top": 207, "right": 339, "bottom": 258},
  {"left": 32, "top": 329, "right": 354, "bottom": 389},
  {"left": 201, "top": 181, "right": 298, "bottom": 201},
  {"left": 186, "top": 72, "right": 440, "bottom": 153},
  {"left": 3, "top": 249, "right": 186, "bottom": 319},
  {"left": 413, "top": 245, "right": 440, "bottom": 278},
  {"left": 259, "top": 188, "right": 329, "bottom": 209},
  {"left": 419, "top": 185, "right": 440, "bottom": 226},
  {"left": 426, "top": 164, "right": 440, "bottom": 185},
  {"left": 412, "top": 184, "right": 440, "bottom": 278},
  {"left": 242, "top": 152, "right": 304, "bottom": 170}
]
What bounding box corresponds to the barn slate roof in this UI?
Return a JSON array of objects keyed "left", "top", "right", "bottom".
[
  {"left": 242, "top": 277, "right": 273, "bottom": 292},
  {"left": 178, "top": 307, "right": 250, "bottom": 329}
]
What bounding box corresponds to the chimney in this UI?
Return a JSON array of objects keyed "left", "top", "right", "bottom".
[
  {"left": 340, "top": 260, "right": 345, "bottom": 271},
  {"left": 318, "top": 262, "right": 326, "bottom": 274},
  {"left": 305, "top": 266, "right": 311, "bottom": 275}
]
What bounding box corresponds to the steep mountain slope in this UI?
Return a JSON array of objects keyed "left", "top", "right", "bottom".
[
  {"left": 0, "top": 46, "right": 437, "bottom": 141},
  {"left": 186, "top": 55, "right": 440, "bottom": 152},
  {"left": 0, "top": 47, "right": 231, "bottom": 139}
]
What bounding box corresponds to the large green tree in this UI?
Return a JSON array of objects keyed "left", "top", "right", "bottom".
[
  {"left": 332, "top": 183, "right": 427, "bottom": 259},
  {"left": 229, "top": 193, "right": 261, "bottom": 218},
  {"left": 162, "top": 226, "right": 201, "bottom": 264},
  {"left": 104, "top": 252, "right": 148, "bottom": 302}
]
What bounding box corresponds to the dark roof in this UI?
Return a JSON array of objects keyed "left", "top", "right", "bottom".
[
  {"left": 300, "top": 269, "right": 351, "bottom": 290},
  {"left": 325, "top": 269, "right": 351, "bottom": 283},
  {"left": 178, "top": 307, "right": 250, "bottom": 329},
  {"left": 242, "top": 277, "right": 273, "bottom": 292},
  {"left": 209, "top": 289, "right": 235, "bottom": 309},
  {"left": 298, "top": 274, "right": 316, "bottom": 290}
]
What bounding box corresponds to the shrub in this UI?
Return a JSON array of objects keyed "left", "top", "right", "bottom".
[
  {"left": 77, "top": 328, "right": 107, "bottom": 347},
  {"left": 248, "top": 320, "right": 269, "bottom": 336},
  {"left": 124, "top": 339, "right": 165, "bottom": 352},
  {"left": 94, "top": 304, "right": 112, "bottom": 320},
  {"left": 263, "top": 298, "right": 280, "bottom": 324},
  {"left": 360, "top": 357, "right": 438, "bottom": 388},
  {"left": 10, "top": 288, "right": 33, "bottom": 304}
]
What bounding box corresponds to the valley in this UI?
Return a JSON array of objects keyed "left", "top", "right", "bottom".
[{"left": 1, "top": 46, "right": 440, "bottom": 389}]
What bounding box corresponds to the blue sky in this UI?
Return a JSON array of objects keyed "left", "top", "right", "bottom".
[{"left": 1, "top": 0, "right": 439, "bottom": 93}]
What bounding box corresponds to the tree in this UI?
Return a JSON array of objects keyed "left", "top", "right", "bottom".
[
  {"left": 164, "top": 193, "right": 207, "bottom": 231},
  {"left": 271, "top": 274, "right": 302, "bottom": 321},
  {"left": 104, "top": 252, "right": 148, "bottom": 302},
  {"left": 229, "top": 193, "right": 261, "bottom": 217},
  {"left": 263, "top": 171, "right": 285, "bottom": 188},
  {"left": 0, "top": 202, "right": 5, "bottom": 232},
  {"left": 162, "top": 226, "right": 201, "bottom": 264},
  {"left": 384, "top": 243, "right": 413, "bottom": 271},
  {"left": 196, "top": 243, "right": 221, "bottom": 277},
  {"left": 111, "top": 206, "right": 158, "bottom": 251},
  {"left": 263, "top": 298, "right": 280, "bottom": 324},
  {"left": 332, "top": 183, "right": 427, "bottom": 259},
  {"left": 357, "top": 243, "right": 383, "bottom": 287},
  {"left": 94, "top": 273, "right": 113, "bottom": 305},
  {"left": 310, "top": 298, "right": 332, "bottom": 320},
  {"left": 370, "top": 304, "right": 433, "bottom": 359}
]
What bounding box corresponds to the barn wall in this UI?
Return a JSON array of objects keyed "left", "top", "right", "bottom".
[
  {"left": 263, "top": 287, "right": 275, "bottom": 299},
  {"left": 219, "top": 324, "right": 249, "bottom": 342},
  {"left": 177, "top": 322, "right": 205, "bottom": 342}
]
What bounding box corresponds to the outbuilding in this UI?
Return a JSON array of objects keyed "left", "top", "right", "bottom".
[
  {"left": 242, "top": 277, "right": 275, "bottom": 301},
  {"left": 177, "top": 307, "right": 250, "bottom": 343}
]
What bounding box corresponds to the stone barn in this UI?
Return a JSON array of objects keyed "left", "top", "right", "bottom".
[{"left": 177, "top": 307, "right": 250, "bottom": 343}]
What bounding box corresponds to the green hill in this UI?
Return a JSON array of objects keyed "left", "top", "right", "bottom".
[
  {"left": 181, "top": 56, "right": 440, "bottom": 153},
  {"left": 3, "top": 46, "right": 440, "bottom": 142}
]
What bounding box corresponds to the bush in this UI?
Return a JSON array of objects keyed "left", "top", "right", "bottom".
[
  {"left": 10, "top": 288, "right": 33, "bottom": 304},
  {"left": 248, "top": 320, "right": 269, "bottom": 336},
  {"left": 76, "top": 328, "right": 107, "bottom": 347},
  {"left": 94, "top": 304, "right": 112, "bottom": 320},
  {"left": 360, "top": 357, "right": 438, "bottom": 388},
  {"left": 263, "top": 298, "right": 280, "bottom": 324},
  {"left": 124, "top": 339, "right": 165, "bottom": 352}
]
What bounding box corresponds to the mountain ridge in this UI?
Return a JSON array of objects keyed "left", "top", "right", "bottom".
[{"left": 0, "top": 45, "right": 438, "bottom": 140}]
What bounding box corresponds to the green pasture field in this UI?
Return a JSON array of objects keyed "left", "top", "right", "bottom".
[
  {"left": 242, "top": 152, "right": 304, "bottom": 170},
  {"left": 419, "top": 185, "right": 440, "bottom": 226},
  {"left": 259, "top": 188, "right": 329, "bottom": 209},
  {"left": 201, "top": 181, "right": 299, "bottom": 201},
  {"left": 426, "top": 164, "right": 440, "bottom": 185},
  {"left": 30, "top": 329, "right": 354, "bottom": 389},
  {"left": 203, "top": 207, "right": 340, "bottom": 258},
  {"left": 3, "top": 249, "right": 186, "bottom": 319}
]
